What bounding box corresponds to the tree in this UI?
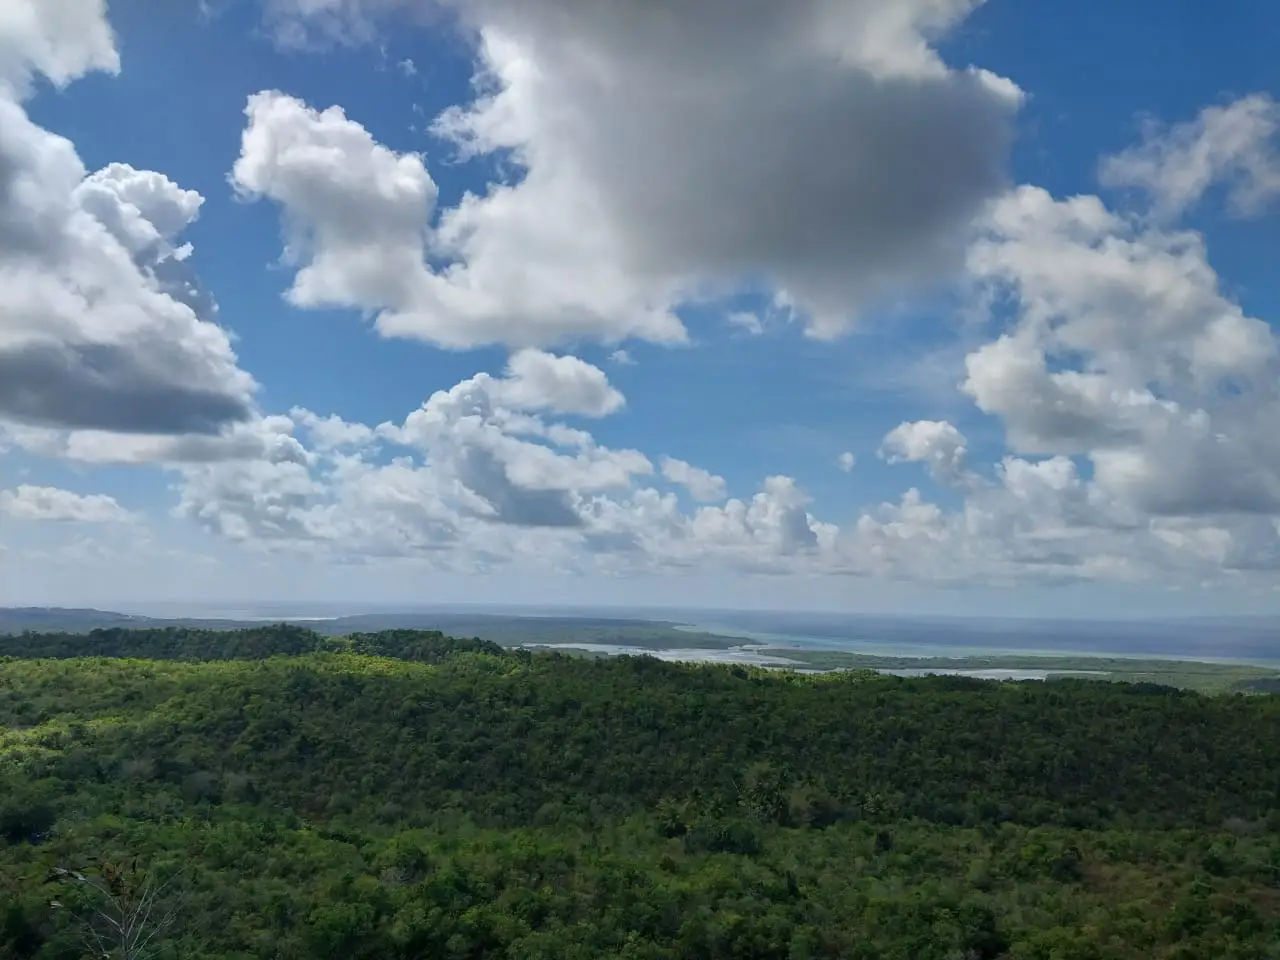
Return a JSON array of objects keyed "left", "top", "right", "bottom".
[{"left": 46, "top": 858, "right": 181, "bottom": 960}]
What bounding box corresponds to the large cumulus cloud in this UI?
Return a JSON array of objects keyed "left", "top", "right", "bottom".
[
  {"left": 239, "top": 0, "right": 1021, "bottom": 347},
  {"left": 0, "top": 0, "right": 256, "bottom": 435}
]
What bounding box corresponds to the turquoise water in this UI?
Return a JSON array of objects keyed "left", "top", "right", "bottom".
[
  {"left": 673, "top": 622, "right": 1280, "bottom": 668},
  {"left": 673, "top": 622, "right": 1083, "bottom": 659},
  {"left": 528, "top": 643, "right": 1108, "bottom": 681}
]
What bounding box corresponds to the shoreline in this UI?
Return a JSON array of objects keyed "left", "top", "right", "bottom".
[
  {"left": 670, "top": 621, "right": 1280, "bottom": 669},
  {"left": 528, "top": 636, "right": 1280, "bottom": 693}
]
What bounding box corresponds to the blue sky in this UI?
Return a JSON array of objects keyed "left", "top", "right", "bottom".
[{"left": 2, "top": 0, "right": 1279, "bottom": 617}]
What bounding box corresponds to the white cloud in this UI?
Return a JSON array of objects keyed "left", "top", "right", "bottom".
[
  {"left": 0, "top": 415, "right": 309, "bottom": 466},
  {"left": 15, "top": 327, "right": 1280, "bottom": 589},
  {"left": 76, "top": 162, "right": 206, "bottom": 254},
  {"left": 21, "top": 405, "right": 1280, "bottom": 593},
  {"left": 608, "top": 349, "right": 634, "bottom": 366},
  {"left": 0, "top": 0, "right": 118, "bottom": 97},
  {"left": 291, "top": 408, "right": 376, "bottom": 451},
  {"left": 153, "top": 354, "right": 642, "bottom": 544},
  {"left": 0, "top": 484, "right": 131, "bottom": 523},
  {"left": 0, "top": 4, "right": 258, "bottom": 436},
  {"left": 489, "top": 349, "right": 625, "bottom": 417},
  {"left": 232, "top": 89, "right": 684, "bottom": 349},
  {"left": 119, "top": 379, "right": 1163, "bottom": 587},
  {"left": 880, "top": 420, "right": 968, "bottom": 484},
  {"left": 174, "top": 457, "right": 333, "bottom": 544},
  {"left": 384, "top": 368, "right": 648, "bottom": 528},
  {"left": 650, "top": 476, "right": 832, "bottom": 574},
  {"left": 243, "top": 0, "right": 1020, "bottom": 346},
  {"left": 82, "top": 349, "right": 832, "bottom": 576},
  {"left": 231, "top": 91, "right": 438, "bottom": 316},
  {"left": 660, "top": 457, "right": 728, "bottom": 502},
  {"left": 1100, "top": 94, "right": 1280, "bottom": 220},
  {"left": 964, "top": 184, "right": 1280, "bottom": 518},
  {"left": 837, "top": 451, "right": 856, "bottom": 472}
]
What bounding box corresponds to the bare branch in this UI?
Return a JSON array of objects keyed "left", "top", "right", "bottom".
[{"left": 46, "top": 857, "right": 183, "bottom": 960}]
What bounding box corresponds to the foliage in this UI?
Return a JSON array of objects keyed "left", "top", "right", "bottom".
[
  {"left": 339, "top": 630, "right": 504, "bottom": 663},
  {"left": 1, "top": 628, "right": 1279, "bottom": 957},
  {"left": 0, "top": 624, "right": 325, "bottom": 661},
  {"left": 774, "top": 649, "right": 1280, "bottom": 694}
]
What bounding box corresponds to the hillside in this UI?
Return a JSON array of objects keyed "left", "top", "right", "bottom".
[
  {"left": 2, "top": 627, "right": 1280, "bottom": 958},
  {"left": 0, "top": 608, "right": 154, "bottom": 633},
  {"left": 0, "top": 607, "right": 738, "bottom": 650}
]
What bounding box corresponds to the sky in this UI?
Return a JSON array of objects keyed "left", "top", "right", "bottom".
[{"left": 1, "top": 0, "right": 1279, "bottom": 617}]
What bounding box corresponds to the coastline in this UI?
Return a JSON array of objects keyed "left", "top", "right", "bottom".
[{"left": 670, "top": 621, "right": 1280, "bottom": 669}]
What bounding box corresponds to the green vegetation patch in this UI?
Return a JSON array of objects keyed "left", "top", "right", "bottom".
[
  {"left": 0, "top": 628, "right": 1278, "bottom": 957},
  {"left": 767, "top": 649, "right": 1280, "bottom": 694}
]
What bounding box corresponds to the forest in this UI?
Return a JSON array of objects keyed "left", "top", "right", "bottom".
[{"left": 2, "top": 624, "right": 1280, "bottom": 958}]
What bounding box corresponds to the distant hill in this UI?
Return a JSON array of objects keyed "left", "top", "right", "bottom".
[
  {"left": 0, "top": 607, "right": 257, "bottom": 635},
  {"left": 0, "top": 607, "right": 736, "bottom": 650},
  {"left": 312, "top": 612, "right": 734, "bottom": 648},
  {"left": 0, "top": 607, "right": 145, "bottom": 628}
]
